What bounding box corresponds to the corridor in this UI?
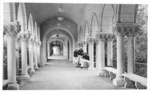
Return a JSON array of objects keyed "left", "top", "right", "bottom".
[
  {"left": 21, "top": 60, "right": 119, "bottom": 90},
  {"left": 2, "top": 3, "right": 148, "bottom": 90}
]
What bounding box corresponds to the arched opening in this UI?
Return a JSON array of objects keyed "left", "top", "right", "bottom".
[
  {"left": 28, "top": 13, "right": 34, "bottom": 34},
  {"left": 47, "top": 33, "right": 69, "bottom": 60},
  {"left": 101, "top": 4, "right": 114, "bottom": 32},
  {"left": 90, "top": 13, "right": 99, "bottom": 68},
  {"left": 41, "top": 27, "right": 75, "bottom": 63},
  {"left": 17, "top": 3, "right": 28, "bottom": 74}
]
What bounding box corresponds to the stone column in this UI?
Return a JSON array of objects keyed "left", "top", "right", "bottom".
[
  {"left": 18, "top": 31, "right": 30, "bottom": 79},
  {"left": 4, "top": 21, "right": 20, "bottom": 89},
  {"left": 106, "top": 34, "right": 115, "bottom": 67},
  {"left": 63, "top": 39, "right": 67, "bottom": 57},
  {"left": 28, "top": 37, "right": 35, "bottom": 73},
  {"left": 87, "top": 37, "right": 95, "bottom": 70},
  {"left": 37, "top": 41, "right": 41, "bottom": 66},
  {"left": 126, "top": 25, "right": 138, "bottom": 73},
  {"left": 34, "top": 40, "right": 39, "bottom": 69},
  {"left": 113, "top": 25, "right": 125, "bottom": 87},
  {"left": 96, "top": 33, "right": 106, "bottom": 76},
  {"left": 82, "top": 41, "right": 87, "bottom": 53},
  {"left": 127, "top": 35, "right": 134, "bottom": 73},
  {"left": 15, "top": 39, "right": 20, "bottom": 72},
  {"left": 107, "top": 41, "right": 113, "bottom": 66}
]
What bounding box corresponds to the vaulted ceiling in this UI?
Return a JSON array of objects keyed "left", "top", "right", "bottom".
[{"left": 25, "top": 3, "right": 103, "bottom": 26}]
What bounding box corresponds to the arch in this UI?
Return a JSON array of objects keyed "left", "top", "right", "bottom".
[
  {"left": 48, "top": 38, "right": 65, "bottom": 44},
  {"left": 45, "top": 29, "right": 73, "bottom": 61},
  {"left": 17, "top": 3, "right": 27, "bottom": 32},
  {"left": 37, "top": 26, "right": 41, "bottom": 40},
  {"left": 41, "top": 26, "right": 75, "bottom": 63},
  {"left": 101, "top": 4, "right": 115, "bottom": 33},
  {"left": 28, "top": 12, "right": 34, "bottom": 34},
  {"left": 79, "top": 26, "right": 83, "bottom": 42},
  {"left": 118, "top": 4, "right": 137, "bottom": 23},
  {"left": 47, "top": 38, "right": 65, "bottom": 58},
  {"left": 84, "top": 20, "right": 89, "bottom": 41},
  {"left": 34, "top": 21, "right": 38, "bottom": 38},
  {"left": 90, "top": 12, "right": 100, "bottom": 37}
]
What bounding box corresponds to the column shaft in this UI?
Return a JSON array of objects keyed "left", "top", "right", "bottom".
[
  {"left": 21, "top": 39, "right": 28, "bottom": 76},
  {"left": 117, "top": 34, "right": 124, "bottom": 76},
  {"left": 107, "top": 41, "right": 113, "bottom": 66},
  {"left": 99, "top": 40, "right": 105, "bottom": 71},
  {"left": 88, "top": 42, "right": 94, "bottom": 70},
  {"left": 96, "top": 42, "right": 100, "bottom": 70},
  {"left": 127, "top": 36, "right": 134, "bottom": 73},
  {"left": 83, "top": 43, "right": 87, "bottom": 53},
  {"left": 29, "top": 42, "right": 35, "bottom": 73},
  {"left": 113, "top": 34, "right": 125, "bottom": 87},
  {"left": 34, "top": 42, "right": 38, "bottom": 69},
  {"left": 7, "top": 36, "right": 17, "bottom": 83}
]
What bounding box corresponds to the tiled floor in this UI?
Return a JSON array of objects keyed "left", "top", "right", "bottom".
[{"left": 21, "top": 60, "right": 119, "bottom": 90}]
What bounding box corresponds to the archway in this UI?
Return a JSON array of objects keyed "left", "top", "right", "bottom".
[
  {"left": 41, "top": 27, "right": 75, "bottom": 64},
  {"left": 47, "top": 34, "right": 70, "bottom": 60}
]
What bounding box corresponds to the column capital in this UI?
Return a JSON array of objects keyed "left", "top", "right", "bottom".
[
  {"left": 96, "top": 33, "right": 115, "bottom": 42},
  {"left": 37, "top": 41, "right": 41, "bottom": 46},
  {"left": 81, "top": 40, "right": 87, "bottom": 45},
  {"left": 28, "top": 38, "right": 34, "bottom": 44},
  {"left": 95, "top": 39, "right": 100, "bottom": 45},
  {"left": 105, "top": 34, "right": 115, "bottom": 41},
  {"left": 77, "top": 42, "right": 82, "bottom": 46},
  {"left": 4, "top": 21, "right": 21, "bottom": 38},
  {"left": 87, "top": 37, "right": 95, "bottom": 44},
  {"left": 115, "top": 23, "right": 140, "bottom": 37},
  {"left": 18, "top": 31, "right": 29, "bottom": 42}
]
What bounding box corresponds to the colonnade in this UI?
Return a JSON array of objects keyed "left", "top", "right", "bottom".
[
  {"left": 4, "top": 21, "right": 42, "bottom": 89},
  {"left": 78, "top": 23, "right": 139, "bottom": 87}
]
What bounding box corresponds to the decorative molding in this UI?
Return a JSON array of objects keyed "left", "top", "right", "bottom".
[
  {"left": 87, "top": 37, "right": 95, "bottom": 44},
  {"left": 81, "top": 41, "right": 87, "bottom": 45},
  {"left": 115, "top": 23, "right": 140, "bottom": 37},
  {"left": 4, "top": 21, "right": 21, "bottom": 38},
  {"left": 18, "top": 31, "right": 29, "bottom": 42},
  {"left": 96, "top": 33, "right": 115, "bottom": 42}
]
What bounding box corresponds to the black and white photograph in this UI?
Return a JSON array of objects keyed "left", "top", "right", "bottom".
[{"left": 1, "top": 0, "right": 149, "bottom": 91}]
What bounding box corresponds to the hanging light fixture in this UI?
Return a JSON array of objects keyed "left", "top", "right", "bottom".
[
  {"left": 58, "top": 16, "right": 64, "bottom": 21},
  {"left": 57, "top": 4, "right": 64, "bottom": 21}
]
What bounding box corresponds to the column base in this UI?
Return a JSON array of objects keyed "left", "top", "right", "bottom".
[
  {"left": 35, "top": 66, "right": 39, "bottom": 70},
  {"left": 40, "top": 62, "right": 45, "bottom": 67},
  {"left": 19, "top": 74, "right": 30, "bottom": 80},
  {"left": 88, "top": 67, "right": 95, "bottom": 71},
  {"left": 16, "top": 74, "right": 30, "bottom": 87},
  {"left": 30, "top": 69, "right": 35, "bottom": 74},
  {"left": 113, "top": 76, "right": 125, "bottom": 87},
  {"left": 97, "top": 70, "right": 105, "bottom": 77},
  {"left": 8, "top": 82, "right": 20, "bottom": 90}
]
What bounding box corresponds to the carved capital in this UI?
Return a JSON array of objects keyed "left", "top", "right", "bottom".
[
  {"left": 115, "top": 23, "right": 140, "bottom": 37},
  {"left": 96, "top": 33, "right": 115, "bottom": 42},
  {"left": 87, "top": 37, "right": 95, "bottom": 44},
  {"left": 82, "top": 41, "right": 87, "bottom": 45},
  {"left": 28, "top": 38, "right": 34, "bottom": 44},
  {"left": 105, "top": 34, "right": 115, "bottom": 41},
  {"left": 18, "top": 31, "right": 29, "bottom": 42},
  {"left": 95, "top": 39, "right": 100, "bottom": 44},
  {"left": 4, "top": 21, "right": 21, "bottom": 38},
  {"left": 78, "top": 42, "right": 82, "bottom": 47},
  {"left": 38, "top": 41, "right": 41, "bottom": 46}
]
